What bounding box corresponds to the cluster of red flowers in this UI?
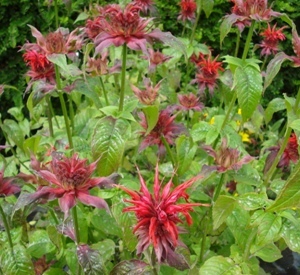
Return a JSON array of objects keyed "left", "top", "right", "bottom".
[
  {"left": 178, "top": 0, "right": 197, "bottom": 22},
  {"left": 191, "top": 52, "right": 224, "bottom": 95}
]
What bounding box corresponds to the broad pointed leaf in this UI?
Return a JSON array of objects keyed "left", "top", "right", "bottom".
[
  {"left": 201, "top": 0, "right": 214, "bottom": 18},
  {"left": 213, "top": 195, "right": 237, "bottom": 230},
  {"left": 92, "top": 116, "right": 130, "bottom": 176},
  {"left": 264, "top": 98, "right": 286, "bottom": 124},
  {"left": 110, "top": 260, "right": 151, "bottom": 275},
  {"left": 142, "top": 105, "right": 159, "bottom": 135},
  {"left": 234, "top": 65, "right": 262, "bottom": 121},
  {"left": 281, "top": 220, "right": 300, "bottom": 253},
  {"left": 27, "top": 230, "right": 56, "bottom": 258}
]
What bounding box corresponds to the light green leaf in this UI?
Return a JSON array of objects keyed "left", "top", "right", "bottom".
[
  {"left": 234, "top": 65, "right": 263, "bottom": 121},
  {"left": 2, "top": 119, "right": 25, "bottom": 151},
  {"left": 201, "top": 0, "right": 214, "bottom": 18},
  {"left": 92, "top": 239, "right": 116, "bottom": 263},
  {"left": 281, "top": 220, "right": 300, "bottom": 253},
  {"left": 191, "top": 121, "right": 212, "bottom": 142},
  {"left": 267, "top": 162, "right": 300, "bottom": 212},
  {"left": 289, "top": 119, "right": 300, "bottom": 131},
  {"left": 0, "top": 245, "right": 34, "bottom": 275},
  {"left": 250, "top": 211, "right": 282, "bottom": 246},
  {"left": 237, "top": 193, "right": 267, "bottom": 211},
  {"left": 142, "top": 105, "right": 159, "bottom": 135},
  {"left": 251, "top": 243, "right": 282, "bottom": 263},
  {"left": 27, "top": 230, "right": 56, "bottom": 258},
  {"left": 199, "top": 256, "right": 242, "bottom": 275},
  {"left": 92, "top": 117, "right": 130, "bottom": 176},
  {"left": 176, "top": 136, "right": 197, "bottom": 177},
  {"left": 213, "top": 195, "right": 237, "bottom": 230},
  {"left": 220, "top": 15, "right": 239, "bottom": 47},
  {"left": 264, "top": 98, "right": 286, "bottom": 124},
  {"left": 110, "top": 260, "right": 152, "bottom": 275}
]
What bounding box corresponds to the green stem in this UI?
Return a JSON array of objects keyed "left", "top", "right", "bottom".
[
  {"left": 119, "top": 44, "right": 127, "bottom": 112},
  {"left": 261, "top": 55, "right": 268, "bottom": 72},
  {"left": 72, "top": 206, "right": 82, "bottom": 275},
  {"left": 55, "top": 64, "right": 73, "bottom": 149},
  {"left": 0, "top": 203, "right": 14, "bottom": 254},
  {"left": 161, "top": 135, "right": 176, "bottom": 169},
  {"left": 213, "top": 173, "right": 226, "bottom": 202},
  {"left": 243, "top": 228, "right": 257, "bottom": 262},
  {"left": 199, "top": 214, "right": 208, "bottom": 263},
  {"left": 49, "top": 207, "right": 60, "bottom": 225},
  {"left": 49, "top": 97, "right": 60, "bottom": 128},
  {"left": 234, "top": 29, "right": 241, "bottom": 57},
  {"left": 242, "top": 21, "right": 255, "bottom": 61},
  {"left": 68, "top": 94, "right": 75, "bottom": 130},
  {"left": 45, "top": 95, "right": 54, "bottom": 138},
  {"left": 100, "top": 77, "right": 109, "bottom": 106},
  {"left": 190, "top": 2, "right": 201, "bottom": 43}
]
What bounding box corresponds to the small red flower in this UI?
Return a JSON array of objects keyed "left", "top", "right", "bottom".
[
  {"left": 23, "top": 50, "right": 55, "bottom": 81},
  {"left": 25, "top": 153, "right": 115, "bottom": 219},
  {"left": 258, "top": 23, "right": 287, "bottom": 56},
  {"left": 143, "top": 49, "right": 172, "bottom": 73},
  {"left": 0, "top": 168, "right": 20, "bottom": 197},
  {"left": 117, "top": 164, "right": 209, "bottom": 266},
  {"left": 93, "top": 3, "right": 173, "bottom": 54},
  {"left": 191, "top": 53, "right": 224, "bottom": 94},
  {"left": 278, "top": 133, "right": 299, "bottom": 168},
  {"left": 203, "top": 139, "right": 254, "bottom": 173},
  {"left": 177, "top": 93, "right": 204, "bottom": 111},
  {"left": 178, "top": 0, "right": 197, "bottom": 22},
  {"left": 139, "top": 108, "right": 185, "bottom": 155}
]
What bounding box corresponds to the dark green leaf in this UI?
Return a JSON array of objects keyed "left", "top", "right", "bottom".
[{"left": 201, "top": 0, "right": 214, "bottom": 18}]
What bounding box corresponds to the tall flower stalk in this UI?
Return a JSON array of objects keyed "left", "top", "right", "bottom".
[{"left": 119, "top": 44, "right": 127, "bottom": 112}]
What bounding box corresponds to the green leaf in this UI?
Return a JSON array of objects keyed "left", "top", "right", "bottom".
[
  {"left": 142, "top": 105, "right": 159, "bottom": 135},
  {"left": 201, "top": 0, "right": 214, "bottom": 18},
  {"left": 199, "top": 256, "right": 243, "bottom": 275},
  {"left": 234, "top": 66, "right": 262, "bottom": 121},
  {"left": 92, "top": 117, "right": 130, "bottom": 176},
  {"left": 250, "top": 211, "right": 282, "bottom": 247},
  {"left": 110, "top": 260, "right": 151, "bottom": 275},
  {"left": 191, "top": 121, "right": 212, "bottom": 142},
  {"left": 213, "top": 195, "right": 237, "bottom": 230},
  {"left": 289, "top": 119, "right": 300, "bottom": 131},
  {"left": 237, "top": 193, "right": 267, "bottom": 211},
  {"left": 220, "top": 15, "right": 239, "bottom": 47},
  {"left": 91, "top": 209, "right": 122, "bottom": 237},
  {"left": 176, "top": 136, "right": 197, "bottom": 177},
  {"left": 0, "top": 245, "right": 34, "bottom": 275},
  {"left": 92, "top": 239, "right": 116, "bottom": 263},
  {"left": 77, "top": 244, "right": 106, "bottom": 275},
  {"left": 47, "top": 54, "right": 81, "bottom": 77},
  {"left": 281, "top": 220, "right": 300, "bottom": 253},
  {"left": 264, "top": 98, "right": 286, "bottom": 124},
  {"left": 27, "top": 229, "right": 56, "bottom": 258},
  {"left": 74, "top": 12, "right": 89, "bottom": 24},
  {"left": 267, "top": 162, "right": 300, "bottom": 212},
  {"left": 2, "top": 119, "right": 25, "bottom": 151},
  {"left": 263, "top": 52, "right": 292, "bottom": 92},
  {"left": 250, "top": 243, "right": 282, "bottom": 263}
]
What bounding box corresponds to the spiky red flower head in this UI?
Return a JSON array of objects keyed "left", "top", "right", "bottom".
[
  {"left": 0, "top": 168, "right": 20, "bottom": 197},
  {"left": 177, "top": 93, "right": 204, "bottom": 111},
  {"left": 258, "top": 23, "right": 287, "bottom": 56},
  {"left": 25, "top": 153, "right": 114, "bottom": 218},
  {"left": 191, "top": 53, "right": 223, "bottom": 94},
  {"left": 23, "top": 50, "right": 55, "bottom": 81},
  {"left": 144, "top": 48, "right": 172, "bottom": 73},
  {"left": 118, "top": 164, "right": 208, "bottom": 266},
  {"left": 278, "top": 133, "right": 299, "bottom": 169},
  {"left": 178, "top": 0, "right": 197, "bottom": 22},
  {"left": 139, "top": 108, "right": 185, "bottom": 155},
  {"left": 93, "top": 3, "right": 171, "bottom": 54}
]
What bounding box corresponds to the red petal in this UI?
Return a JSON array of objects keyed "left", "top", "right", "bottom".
[{"left": 59, "top": 192, "right": 76, "bottom": 219}]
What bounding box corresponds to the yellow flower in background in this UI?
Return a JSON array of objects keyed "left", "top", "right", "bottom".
[
  {"left": 238, "top": 108, "right": 242, "bottom": 115},
  {"left": 209, "top": 117, "right": 215, "bottom": 125},
  {"left": 239, "top": 131, "right": 251, "bottom": 143}
]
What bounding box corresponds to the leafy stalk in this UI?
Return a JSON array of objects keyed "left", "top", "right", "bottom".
[
  {"left": 100, "top": 77, "right": 109, "bottom": 106},
  {"left": 0, "top": 202, "right": 14, "bottom": 254},
  {"left": 242, "top": 21, "right": 255, "bottom": 61},
  {"left": 45, "top": 95, "right": 54, "bottom": 138},
  {"left": 119, "top": 44, "right": 127, "bottom": 112},
  {"left": 213, "top": 173, "right": 226, "bottom": 202}
]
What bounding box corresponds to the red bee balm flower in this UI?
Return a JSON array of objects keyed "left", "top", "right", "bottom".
[
  {"left": 139, "top": 108, "right": 185, "bottom": 155},
  {"left": 177, "top": 93, "right": 204, "bottom": 111},
  {"left": 25, "top": 153, "right": 114, "bottom": 219},
  {"left": 23, "top": 50, "right": 55, "bottom": 81},
  {"left": 192, "top": 53, "right": 224, "bottom": 94},
  {"left": 132, "top": 0, "right": 155, "bottom": 13},
  {"left": 258, "top": 23, "right": 287, "bottom": 56},
  {"left": 178, "top": 0, "right": 197, "bottom": 22},
  {"left": 118, "top": 165, "right": 209, "bottom": 267},
  {"left": 93, "top": 3, "right": 172, "bottom": 54},
  {"left": 278, "top": 133, "right": 299, "bottom": 168}
]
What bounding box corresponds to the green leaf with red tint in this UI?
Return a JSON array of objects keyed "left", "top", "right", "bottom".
[{"left": 110, "top": 260, "right": 152, "bottom": 275}]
